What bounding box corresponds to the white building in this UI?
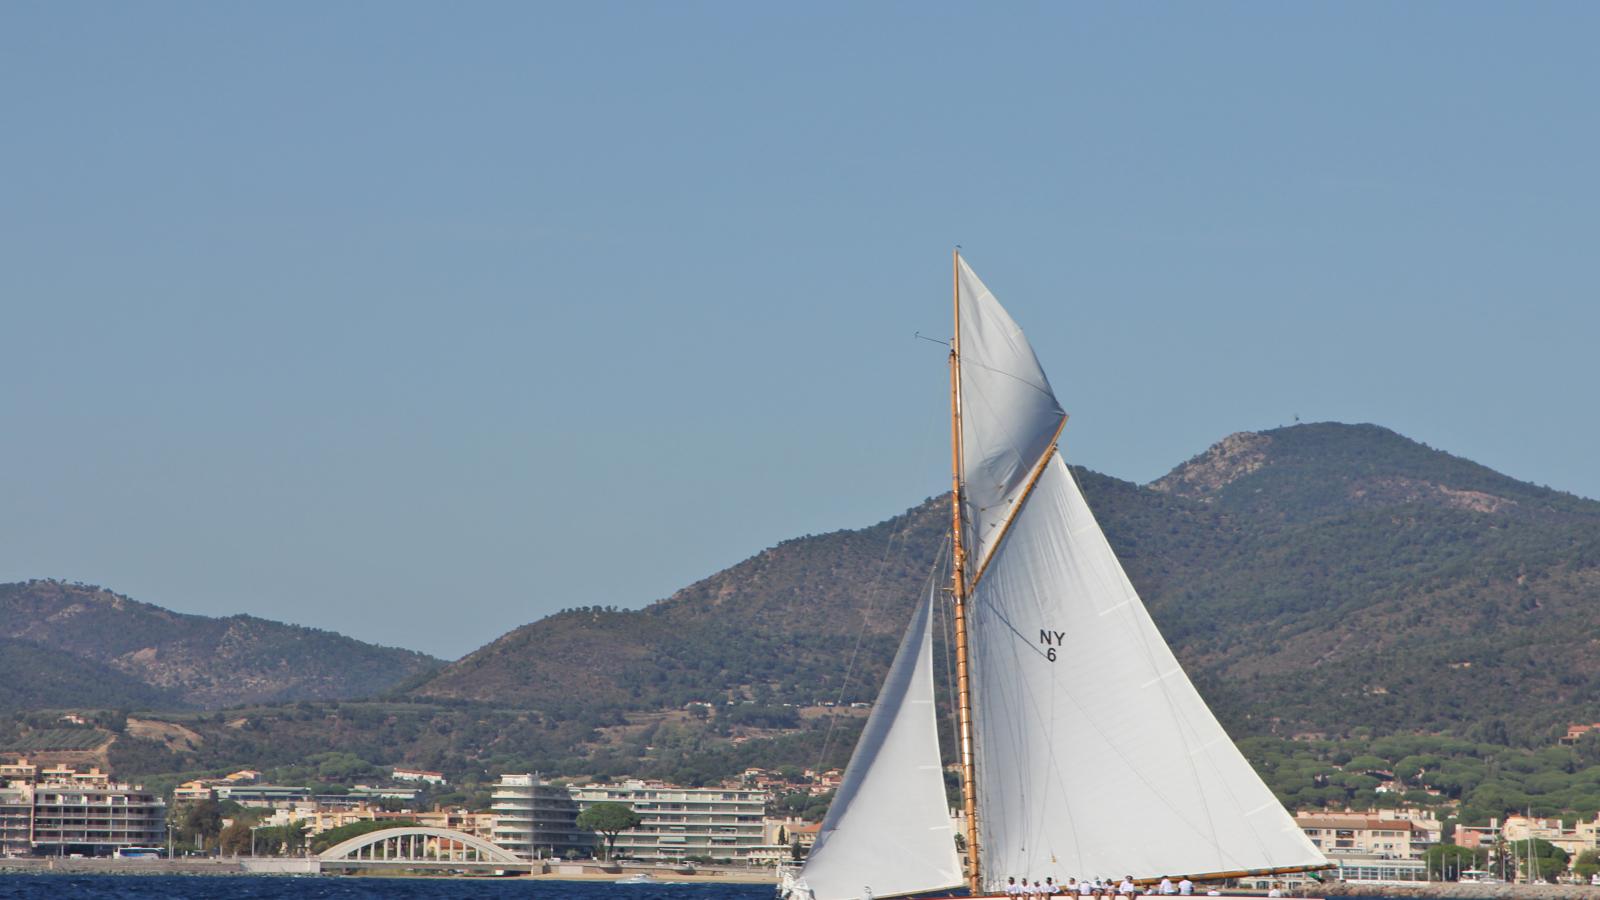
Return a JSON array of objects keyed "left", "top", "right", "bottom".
[
  {"left": 490, "top": 774, "right": 591, "bottom": 860},
  {"left": 572, "top": 780, "right": 766, "bottom": 863},
  {"left": 391, "top": 768, "right": 446, "bottom": 785}
]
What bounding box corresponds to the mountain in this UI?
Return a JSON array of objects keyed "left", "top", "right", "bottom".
[
  {"left": 0, "top": 581, "right": 441, "bottom": 709},
  {"left": 1143, "top": 423, "right": 1600, "bottom": 737},
  {"left": 0, "top": 636, "right": 182, "bottom": 710},
  {"left": 413, "top": 422, "right": 1600, "bottom": 744}
]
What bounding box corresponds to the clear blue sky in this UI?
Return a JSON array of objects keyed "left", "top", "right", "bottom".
[{"left": 3, "top": 3, "right": 1595, "bottom": 659}]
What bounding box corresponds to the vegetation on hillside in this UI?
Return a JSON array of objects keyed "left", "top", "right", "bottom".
[
  {"left": 0, "top": 580, "right": 441, "bottom": 708},
  {"left": 0, "top": 636, "right": 181, "bottom": 711}
]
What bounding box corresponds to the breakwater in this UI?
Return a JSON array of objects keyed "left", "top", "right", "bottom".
[{"left": 0, "top": 857, "right": 245, "bottom": 876}]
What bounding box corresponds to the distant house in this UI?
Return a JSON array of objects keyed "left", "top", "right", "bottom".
[
  {"left": 173, "top": 780, "right": 215, "bottom": 802},
  {"left": 1561, "top": 723, "right": 1600, "bottom": 745},
  {"left": 791, "top": 821, "right": 821, "bottom": 849},
  {"left": 391, "top": 767, "right": 446, "bottom": 785}
]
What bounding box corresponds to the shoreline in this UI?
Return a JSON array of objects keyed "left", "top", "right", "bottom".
[
  {"left": 3, "top": 861, "right": 1596, "bottom": 897},
  {"left": 0, "top": 856, "right": 778, "bottom": 883}
]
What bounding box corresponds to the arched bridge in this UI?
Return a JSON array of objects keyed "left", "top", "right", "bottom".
[{"left": 319, "top": 826, "right": 528, "bottom": 871}]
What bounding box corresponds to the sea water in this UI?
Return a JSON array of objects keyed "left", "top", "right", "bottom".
[{"left": 0, "top": 875, "right": 774, "bottom": 899}]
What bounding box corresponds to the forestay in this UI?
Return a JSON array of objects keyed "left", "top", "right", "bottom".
[
  {"left": 798, "top": 589, "right": 963, "bottom": 900},
  {"left": 968, "top": 454, "right": 1327, "bottom": 888}
]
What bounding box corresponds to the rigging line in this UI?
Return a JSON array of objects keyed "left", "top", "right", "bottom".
[{"left": 813, "top": 507, "right": 922, "bottom": 775}]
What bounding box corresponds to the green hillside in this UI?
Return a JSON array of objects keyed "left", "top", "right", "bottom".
[
  {"left": 0, "top": 581, "right": 442, "bottom": 708},
  {"left": 0, "top": 636, "right": 181, "bottom": 711}
]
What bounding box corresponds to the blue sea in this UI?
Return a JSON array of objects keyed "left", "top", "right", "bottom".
[{"left": 0, "top": 876, "right": 774, "bottom": 899}]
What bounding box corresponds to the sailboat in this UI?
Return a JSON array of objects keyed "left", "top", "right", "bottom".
[{"left": 782, "top": 253, "right": 1330, "bottom": 900}]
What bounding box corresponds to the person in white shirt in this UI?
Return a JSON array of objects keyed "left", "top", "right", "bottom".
[
  {"left": 1120, "top": 877, "right": 1136, "bottom": 895},
  {"left": 1178, "top": 878, "right": 1194, "bottom": 896},
  {"left": 1158, "top": 878, "right": 1175, "bottom": 896},
  {"left": 1006, "top": 877, "right": 1022, "bottom": 896},
  {"left": 1078, "top": 878, "right": 1093, "bottom": 896},
  {"left": 1268, "top": 887, "right": 1283, "bottom": 898}
]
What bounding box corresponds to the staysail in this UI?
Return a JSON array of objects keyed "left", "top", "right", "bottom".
[
  {"left": 798, "top": 587, "right": 963, "bottom": 900},
  {"left": 956, "top": 261, "right": 1326, "bottom": 889}
]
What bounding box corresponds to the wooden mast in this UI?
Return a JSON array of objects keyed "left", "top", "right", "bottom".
[{"left": 949, "top": 248, "right": 983, "bottom": 895}]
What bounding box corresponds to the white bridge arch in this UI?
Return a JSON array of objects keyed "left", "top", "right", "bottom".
[{"left": 318, "top": 826, "right": 523, "bottom": 865}]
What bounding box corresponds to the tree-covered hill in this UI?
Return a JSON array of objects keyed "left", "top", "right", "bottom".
[
  {"left": 414, "top": 422, "right": 1600, "bottom": 744},
  {"left": 0, "top": 581, "right": 442, "bottom": 708},
  {"left": 1145, "top": 424, "right": 1600, "bottom": 741},
  {"left": 0, "top": 636, "right": 182, "bottom": 711}
]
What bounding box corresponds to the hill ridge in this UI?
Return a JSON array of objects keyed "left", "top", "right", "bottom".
[{"left": 0, "top": 579, "right": 441, "bottom": 709}]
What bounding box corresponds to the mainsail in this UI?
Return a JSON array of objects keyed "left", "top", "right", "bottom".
[
  {"left": 797, "top": 587, "right": 963, "bottom": 900},
  {"left": 955, "top": 260, "right": 1327, "bottom": 889}
]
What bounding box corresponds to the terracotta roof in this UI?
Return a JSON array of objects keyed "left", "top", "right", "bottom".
[{"left": 1297, "top": 815, "right": 1415, "bottom": 831}]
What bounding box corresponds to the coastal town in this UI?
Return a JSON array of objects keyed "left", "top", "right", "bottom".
[
  {"left": 6, "top": 745, "right": 1600, "bottom": 886},
  {"left": 4, "top": 2, "right": 1597, "bottom": 899}
]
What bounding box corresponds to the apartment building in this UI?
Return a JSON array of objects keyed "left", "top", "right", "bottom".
[
  {"left": 573, "top": 779, "right": 766, "bottom": 863},
  {"left": 1501, "top": 814, "right": 1600, "bottom": 859},
  {"left": 490, "top": 774, "right": 591, "bottom": 860},
  {"left": 1296, "top": 809, "right": 1441, "bottom": 859},
  {"left": 212, "top": 784, "right": 312, "bottom": 808},
  {"left": 0, "top": 783, "right": 32, "bottom": 856},
  {"left": 1294, "top": 809, "right": 1441, "bottom": 883},
  {"left": 29, "top": 777, "right": 166, "bottom": 855},
  {"left": 0, "top": 760, "right": 166, "bottom": 856}
]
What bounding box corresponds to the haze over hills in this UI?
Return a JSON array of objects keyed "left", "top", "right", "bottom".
[
  {"left": 7, "top": 420, "right": 1599, "bottom": 781},
  {"left": 413, "top": 422, "right": 1600, "bottom": 743},
  {"left": 0, "top": 581, "right": 441, "bottom": 709}
]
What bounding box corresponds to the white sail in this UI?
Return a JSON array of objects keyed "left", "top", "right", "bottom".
[
  {"left": 957, "top": 257, "right": 1066, "bottom": 571},
  {"left": 968, "top": 454, "right": 1326, "bottom": 887},
  {"left": 799, "top": 588, "right": 963, "bottom": 900}
]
